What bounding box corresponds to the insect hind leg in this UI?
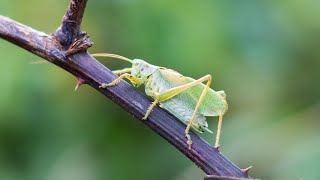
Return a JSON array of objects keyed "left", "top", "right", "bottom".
[
  {"left": 184, "top": 74, "right": 212, "bottom": 149},
  {"left": 141, "top": 74, "right": 213, "bottom": 149},
  {"left": 215, "top": 115, "right": 223, "bottom": 148}
]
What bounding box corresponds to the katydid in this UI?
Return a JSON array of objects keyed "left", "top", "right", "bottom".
[{"left": 92, "top": 53, "right": 228, "bottom": 149}]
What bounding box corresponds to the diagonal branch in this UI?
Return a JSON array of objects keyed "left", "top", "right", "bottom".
[
  {"left": 0, "top": 15, "right": 250, "bottom": 179},
  {"left": 0, "top": 1, "right": 252, "bottom": 178}
]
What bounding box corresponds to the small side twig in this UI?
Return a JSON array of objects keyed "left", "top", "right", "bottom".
[{"left": 56, "top": 0, "right": 89, "bottom": 49}]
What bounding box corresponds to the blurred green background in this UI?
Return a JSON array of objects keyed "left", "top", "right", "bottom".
[{"left": 1, "top": 0, "right": 320, "bottom": 179}]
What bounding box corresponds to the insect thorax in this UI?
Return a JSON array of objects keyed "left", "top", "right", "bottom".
[{"left": 131, "top": 59, "right": 160, "bottom": 86}]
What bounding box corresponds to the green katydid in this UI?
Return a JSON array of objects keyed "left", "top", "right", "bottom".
[{"left": 92, "top": 53, "right": 228, "bottom": 149}]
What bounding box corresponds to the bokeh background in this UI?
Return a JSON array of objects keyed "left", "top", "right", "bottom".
[{"left": 1, "top": 0, "right": 320, "bottom": 179}]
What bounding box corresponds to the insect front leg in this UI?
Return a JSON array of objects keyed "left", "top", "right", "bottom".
[
  {"left": 112, "top": 68, "right": 132, "bottom": 75},
  {"left": 100, "top": 73, "right": 140, "bottom": 88}
]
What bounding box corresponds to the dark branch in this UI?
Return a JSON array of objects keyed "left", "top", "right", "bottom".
[
  {"left": 0, "top": 15, "right": 251, "bottom": 179},
  {"left": 56, "top": 0, "right": 88, "bottom": 48}
]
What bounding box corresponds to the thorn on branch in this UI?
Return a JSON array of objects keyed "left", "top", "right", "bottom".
[
  {"left": 75, "top": 77, "right": 86, "bottom": 91},
  {"left": 241, "top": 166, "right": 253, "bottom": 176}
]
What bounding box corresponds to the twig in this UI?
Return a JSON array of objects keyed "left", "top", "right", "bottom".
[
  {"left": 0, "top": 1, "right": 251, "bottom": 178},
  {"left": 56, "top": 0, "right": 88, "bottom": 48}
]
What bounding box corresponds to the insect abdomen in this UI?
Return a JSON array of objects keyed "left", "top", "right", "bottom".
[{"left": 159, "top": 95, "right": 210, "bottom": 133}]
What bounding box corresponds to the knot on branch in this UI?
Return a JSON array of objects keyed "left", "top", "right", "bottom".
[
  {"left": 66, "top": 32, "right": 93, "bottom": 56},
  {"left": 55, "top": 20, "right": 77, "bottom": 47}
]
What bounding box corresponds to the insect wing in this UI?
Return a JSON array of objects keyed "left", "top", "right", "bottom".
[
  {"left": 159, "top": 69, "right": 227, "bottom": 116},
  {"left": 155, "top": 69, "right": 210, "bottom": 132}
]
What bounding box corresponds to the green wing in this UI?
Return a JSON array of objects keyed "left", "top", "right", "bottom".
[{"left": 159, "top": 68, "right": 228, "bottom": 116}]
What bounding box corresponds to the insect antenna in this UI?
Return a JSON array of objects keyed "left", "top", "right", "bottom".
[
  {"left": 91, "top": 53, "right": 133, "bottom": 64},
  {"left": 29, "top": 60, "right": 48, "bottom": 64}
]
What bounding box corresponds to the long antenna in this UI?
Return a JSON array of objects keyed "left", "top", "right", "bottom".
[{"left": 91, "top": 53, "right": 133, "bottom": 64}]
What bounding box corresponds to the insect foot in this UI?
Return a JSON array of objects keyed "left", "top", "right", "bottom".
[
  {"left": 214, "top": 145, "right": 220, "bottom": 152},
  {"left": 142, "top": 115, "right": 148, "bottom": 120},
  {"left": 142, "top": 106, "right": 151, "bottom": 120},
  {"left": 185, "top": 133, "right": 193, "bottom": 150},
  {"left": 99, "top": 83, "right": 114, "bottom": 88}
]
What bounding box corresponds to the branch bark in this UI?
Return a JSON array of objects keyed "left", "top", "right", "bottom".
[{"left": 0, "top": 1, "right": 251, "bottom": 179}]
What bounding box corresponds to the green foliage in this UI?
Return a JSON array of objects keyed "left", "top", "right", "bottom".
[{"left": 1, "top": 0, "right": 320, "bottom": 179}]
